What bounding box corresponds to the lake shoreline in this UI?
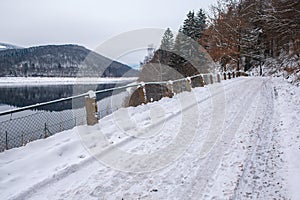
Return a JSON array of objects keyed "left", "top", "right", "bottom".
[{"left": 0, "top": 77, "right": 138, "bottom": 86}]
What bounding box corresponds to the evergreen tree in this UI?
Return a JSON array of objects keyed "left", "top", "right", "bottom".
[
  {"left": 160, "top": 28, "right": 174, "bottom": 51},
  {"left": 182, "top": 11, "right": 197, "bottom": 40},
  {"left": 195, "top": 9, "right": 207, "bottom": 39},
  {"left": 169, "top": 28, "right": 187, "bottom": 74},
  {"left": 170, "top": 10, "right": 209, "bottom": 76}
]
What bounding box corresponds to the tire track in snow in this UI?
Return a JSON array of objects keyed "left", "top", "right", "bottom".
[
  {"left": 232, "top": 78, "right": 286, "bottom": 199},
  {"left": 20, "top": 78, "right": 256, "bottom": 200},
  {"left": 186, "top": 78, "right": 263, "bottom": 199}
]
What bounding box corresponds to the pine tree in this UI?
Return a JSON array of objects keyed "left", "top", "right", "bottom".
[
  {"left": 160, "top": 28, "right": 174, "bottom": 51},
  {"left": 169, "top": 10, "right": 209, "bottom": 76},
  {"left": 169, "top": 28, "right": 187, "bottom": 74},
  {"left": 195, "top": 9, "right": 207, "bottom": 39},
  {"left": 182, "top": 11, "right": 197, "bottom": 40}
]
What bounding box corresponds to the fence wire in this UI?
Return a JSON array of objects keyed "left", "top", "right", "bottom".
[{"left": 0, "top": 105, "right": 86, "bottom": 151}]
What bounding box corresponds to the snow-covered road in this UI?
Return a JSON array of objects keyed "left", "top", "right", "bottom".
[{"left": 0, "top": 77, "right": 299, "bottom": 199}]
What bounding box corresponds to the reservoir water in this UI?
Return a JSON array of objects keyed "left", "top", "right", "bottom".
[{"left": 0, "top": 80, "right": 134, "bottom": 151}]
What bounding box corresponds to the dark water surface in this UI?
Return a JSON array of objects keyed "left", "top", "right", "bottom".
[
  {"left": 0, "top": 83, "right": 121, "bottom": 111},
  {"left": 0, "top": 82, "right": 132, "bottom": 151}
]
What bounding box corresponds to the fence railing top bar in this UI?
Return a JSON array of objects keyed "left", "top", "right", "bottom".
[
  {"left": 0, "top": 71, "right": 249, "bottom": 117},
  {"left": 94, "top": 83, "right": 141, "bottom": 94},
  {"left": 172, "top": 77, "right": 187, "bottom": 83},
  {"left": 189, "top": 74, "right": 201, "bottom": 79},
  {"left": 144, "top": 81, "right": 168, "bottom": 85},
  {"left": 0, "top": 92, "right": 88, "bottom": 117}
]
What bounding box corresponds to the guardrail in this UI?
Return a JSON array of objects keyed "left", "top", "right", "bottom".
[{"left": 0, "top": 71, "right": 247, "bottom": 152}]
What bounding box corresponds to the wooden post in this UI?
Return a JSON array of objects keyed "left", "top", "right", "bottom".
[
  {"left": 199, "top": 75, "right": 205, "bottom": 87},
  {"left": 138, "top": 85, "right": 147, "bottom": 104},
  {"left": 209, "top": 74, "right": 213, "bottom": 84},
  {"left": 167, "top": 81, "right": 174, "bottom": 97},
  {"left": 85, "top": 90, "right": 98, "bottom": 126},
  {"left": 228, "top": 72, "right": 231, "bottom": 79},
  {"left": 186, "top": 78, "right": 191, "bottom": 92},
  {"left": 232, "top": 72, "right": 236, "bottom": 78},
  {"left": 224, "top": 73, "right": 227, "bottom": 80},
  {"left": 217, "top": 74, "right": 221, "bottom": 83}
]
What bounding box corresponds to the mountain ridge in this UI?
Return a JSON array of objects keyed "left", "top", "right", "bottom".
[
  {"left": 0, "top": 42, "right": 23, "bottom": 51},
  {"left": 0, "top": 44, "right": 139, "bottom": 77}
]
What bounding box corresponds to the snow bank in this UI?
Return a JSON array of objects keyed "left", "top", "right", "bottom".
[
  {"left": 250, "top": 55, "right": 300, "bottom": 86},
  {"left": 0, "top": 126, "right": 89, "bottom": 199},
  {"left": 0, "top": 77, "right": 299, "bottom": 199},
  {"left": 273, "top": 78, "right": 300, "bottom": 199}
]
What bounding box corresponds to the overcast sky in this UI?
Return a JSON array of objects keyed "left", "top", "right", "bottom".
[{"left": 1, "top": 0, "right": 215, "bottom": 66}]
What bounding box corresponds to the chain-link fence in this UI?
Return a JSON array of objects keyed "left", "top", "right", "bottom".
[{"left": 0, "top": 99, "right": 87, "bottom": 151}]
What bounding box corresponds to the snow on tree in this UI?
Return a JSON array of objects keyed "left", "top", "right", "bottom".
[
  {"left": 202, "top": 0, "right": 299, "bottom": 73},
  {"left": 160, "top": 28, "right": 174, "bottom": 51}
]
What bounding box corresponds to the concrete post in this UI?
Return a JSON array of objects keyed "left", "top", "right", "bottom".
[
  {"left": 186, "top": 77, "right": 191, "bottom": 92},
  {"left": 85, "top": 90, "right": 98, "bottom": 126}
]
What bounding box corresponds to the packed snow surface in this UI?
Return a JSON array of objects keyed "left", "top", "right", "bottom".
[{"left": 0, "top": 77, "right": 299, "bottom": 199}]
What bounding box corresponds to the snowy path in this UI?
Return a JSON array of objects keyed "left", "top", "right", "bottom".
[{"left": 1, "top": 77, "right": 299, "bottom": 199}]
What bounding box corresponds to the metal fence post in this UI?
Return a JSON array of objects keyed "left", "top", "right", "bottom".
[
  {"left": 21, "top": 133, "right": 24, "bottom": 146},
  {"left": 44, "top": 123, "right": 48, "bottom": 138},
  {"left": 85, "top": 90, "right": 98, "bottom": 126},
  {"left": 5, "top": 131, "right": 8, "bottom": 150}
]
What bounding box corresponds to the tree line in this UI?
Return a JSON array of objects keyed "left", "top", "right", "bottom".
[
  {"left": 140, "top": 0, "right": 299, "bottom": 80},
  {"left": 204, "top": 0, "right": 299, "bottom": 74}
]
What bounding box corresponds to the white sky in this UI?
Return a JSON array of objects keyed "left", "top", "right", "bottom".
[{"left": 0, "top": 0, "right": 216, "bottom": 66}]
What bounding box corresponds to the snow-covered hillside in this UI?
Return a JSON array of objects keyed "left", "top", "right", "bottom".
[
  {"left": 0, "top": 43, "right": 22, "bottom": 51},
  {"left": 0, "top": 77, "right": 299, "bottom": 199}
]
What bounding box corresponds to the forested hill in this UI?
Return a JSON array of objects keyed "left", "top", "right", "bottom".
[
  {"left": 0, "top": 44, "right": 139, "bottom": 77},
  {"left": 0, "top": 43, "right": 22, "bottom": 51}
]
